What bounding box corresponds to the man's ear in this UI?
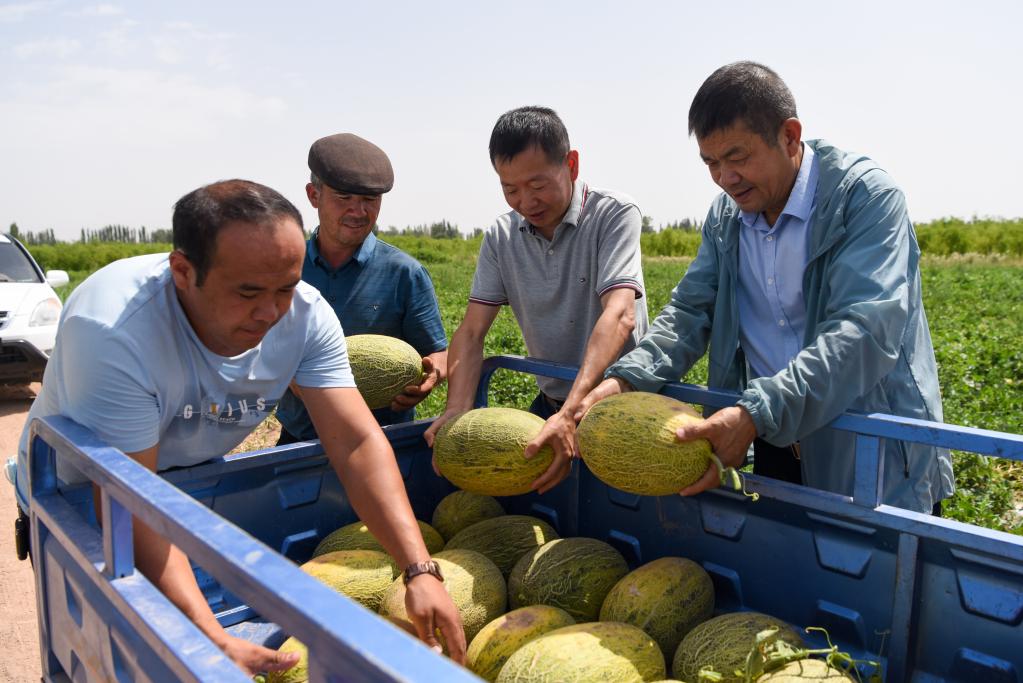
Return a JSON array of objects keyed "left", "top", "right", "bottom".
[
  {"left": 306, "top": 183, "right": 320, "bottom": 208},
  {"left": 566, "top": 150, "right": 580, "bottom": 181},
  {"left": 780, "top": 118, "right": 803, "bottom": 157},
  {"left": 168, "top": 250, "right": 196, "bottom": 290}
]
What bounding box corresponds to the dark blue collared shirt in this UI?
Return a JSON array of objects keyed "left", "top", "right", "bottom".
[{"left": 276, "top": 231, "right": 447, "bottom": 437}]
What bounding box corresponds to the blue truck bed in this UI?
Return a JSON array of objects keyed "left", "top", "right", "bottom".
[{"left": 23, "top": 356, "right": 1023, "bottom": 682}]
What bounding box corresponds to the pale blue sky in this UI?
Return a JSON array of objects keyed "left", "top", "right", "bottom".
[{"left": 2, "top": 1, "right": 1021, "bottom": 239}]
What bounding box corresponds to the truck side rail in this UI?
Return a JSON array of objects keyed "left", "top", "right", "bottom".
[{"left": 27, "top": 415, "right": 479, "bottom": 683}]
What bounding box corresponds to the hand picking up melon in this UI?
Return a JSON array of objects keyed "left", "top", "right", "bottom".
[
  {"left": 346, "top": 334, "right": 426, "bottom": 409},
  {"left": 577, "top": 391, "right": 756, "bottom": 498},
  {"left": 432, "top": 407, "right": 555, "bottom": 496}
]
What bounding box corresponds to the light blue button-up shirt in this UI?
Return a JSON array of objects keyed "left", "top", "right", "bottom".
[{"left": 737, "top": 143, "right": 819, "bottom": 379}]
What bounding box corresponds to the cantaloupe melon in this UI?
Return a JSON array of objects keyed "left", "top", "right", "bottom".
[
  {"left": 312, "top": 519, "right": 444, "bottom": 558},
  {"left": 466, "top": 605, "right": 576, "bottom": 682},
  {"left": 433, "top": 408, "right": 555, "bottom": 496},
  {"left": 266, "top": 637, "right": 308, "bottom": 683},
  {"left": 508, "top": 538, "right": 629, "bottom": 622},
  {"left": 444, "top": 515, "right": 558, "bottom": 577},
  {"left": 346, "top": 334, "right": 425, "bottom": 409},
  {"left": 299, "top": 550, "right": 397, "bottom": 612},
  {"left": 495, "top": 621, "right": 666, "bottom": 683},
  {"left": 673, "top": 612, "right": 805, "bottom": 682},
  {"left": 576, "top": 392, "right": 712, "bottom": 496},
  {"left": 379, "top": 548, "right": 506, "bottom": 644},
  {"left": 431, "top": 490, "right": 506, "bottom": 542},
  {"left": 757, "top": 659, "right": 853, "bottom": 681},
  {"left": 599, "top": 556, "right": 714, "bottom": 661}
]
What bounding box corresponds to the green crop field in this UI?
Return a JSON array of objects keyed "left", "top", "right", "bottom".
[{"left": 27, "top": 221, "right": 1023, "bottom": 533}]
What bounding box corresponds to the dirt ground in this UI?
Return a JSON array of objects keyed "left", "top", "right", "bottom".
[{"left": 0, "top": 383, "right": 43, "bottom": 683}]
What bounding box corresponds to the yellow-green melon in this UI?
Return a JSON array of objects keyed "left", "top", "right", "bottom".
[
  {"left": 299, "top": 550, "right": 397, "bottom": 612},
  {"left": 312, "top": 519, "right": 444, "bottom": 558},
  {"left": 576, "top": 392, "right": 712, "bottom": 495},
  {"left": 346, "top": 334, "right": 425, "bottom": 409},
  {"left": 757, "top": 659, "right": 853, "bottom": 681},
  {"left": 599, "top": 556, "right": 714, "bottom": 661},
  {"left": 266, "top": 637, "right": 307, "bottom": 683},
  {"left": 508, "top": 538, "right": 629, "bottom": 622},
  {"left": 379, "top": 548, "right": 507, "bottom": 644},
  {"left": 466, "top": 605, "right": 576, "bottom": 682},
  {"left": 445, "top": 514, "right": 559, "bottom": 577},
  {"left": 673, "top": 612, "right": 805, "bottom": 683},
  {"left": 431, "top": 490, "right": 506, "bottom": 541},
  {"left": 495, "top": 621, "right": 666, "bottom": 683},
  {"left": 433, "top": 407, "right": 555, "bottom": 496}
]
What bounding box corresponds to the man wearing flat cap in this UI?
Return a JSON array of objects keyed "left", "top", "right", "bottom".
[{"left": 275, "top": 133, "right": 448, "bottom": 443}]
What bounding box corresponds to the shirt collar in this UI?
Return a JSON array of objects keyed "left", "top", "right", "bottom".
[
  {"left": 740, "top": 143, "right": 818, "bottom": 228},
  {"left": 309, "top": 228, "right": 377, "bottom": 269},
  {"left": 517, "top": 181, "right": 587, "bottom": 235}
]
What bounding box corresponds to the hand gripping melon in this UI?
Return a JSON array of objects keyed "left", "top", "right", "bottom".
[
  {"left": 312, "top": 519, "right": 445, "bottom": 558},
  {"left": 431, "top": 490, "right": 506, "bottom": 542},
  {"left": 673, "top": 611, "right": 805, "bottom": 683},
  {"left": 299, "top": 549, "right": 398, "bottom": 612},
  {"left": 346, "top": 334, "right": 425, "bottom": 409},
  {"left": 495, "top": 621, "right": 666, "bottom": 683},
  {"left": 444, "top": 514, "right": 559, "bottom": 577},
  {"left": 508, "top": 537, "right": 629, "bottom": 622},
  {"left": 379, "top": 548, "right": 507, "bottom": 644},
  {"left": 466, "top": 605, "right": 576, "bottom": 682},
  {"left": 757, "top": 658, "right": 853, "bottom": 681},
  {"left": 577, "top": 392, "right": 712, "bottom": 496},
  {"left": 599, "top": 556, "right": 714, "bottom": 661},
  {"left": 266, "top": 637, "right": 307, "bottom": 683},
  {"left": 433, "top": 407, "right": 555, "bottom": 496}
]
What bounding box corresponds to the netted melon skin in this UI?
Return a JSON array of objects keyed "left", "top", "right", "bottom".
[
  {"left": 266, "top": 637, "right": 308, "bottom": 683},
  {"left": 599, "top": 556, "right": 714, "bottom": 660},
  {"left": 673, "top": 611, "right": 805, "bottom": 682},
  {"left": 757, "top": 658, "right": 853, "bottom": 681},
  {"left": 508, "top": 538, "right": 629, "bottom": 622},
  {"left": 432, "top": 490, "right": 506, "bottom": 541},
  {"left": 379, "top": 548, "right": 507, "bottom": 644},
  {"left": 577, "top": 392, "right": 712, "bottom": 496},
  {"left": 495, "top": 621, "right": 666, "bottom": 683},
  {"left": 434, "top": 408, "right": 555, "bottom": 496},
  {"left": 445, "top": 514, "right": 559, "bottom": 578},
  {"left": 299, "top": 550, "right": 397, "bottom": 612},
  {"left": 312, "top": 519, "right": 444, "bottom": 558},
  {"left": 466, "top": 605, "right": 576, "bottom": 682},
  {"left": 346, "top": 334, "right": 425, "bottom": 409}
]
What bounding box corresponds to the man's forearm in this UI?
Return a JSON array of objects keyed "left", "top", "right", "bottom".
[
  {"left": 443, "top": 327, "right": 486, "bottom": 414},
  {"left": 562, "top": 299, "right": 635, "bottom": 411}
]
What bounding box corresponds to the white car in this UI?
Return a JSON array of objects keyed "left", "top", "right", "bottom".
[{"left": 0, "top": 233, "right": 69, "bottom": 385}]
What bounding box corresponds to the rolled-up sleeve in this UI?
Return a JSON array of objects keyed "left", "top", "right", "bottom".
[{"left": 595, "top": 202, "right": 645, "bottom": 300}]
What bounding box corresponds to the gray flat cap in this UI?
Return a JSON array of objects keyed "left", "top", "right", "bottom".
[{"left": 308, "top": 133, "right": 394, "bottom": 195}]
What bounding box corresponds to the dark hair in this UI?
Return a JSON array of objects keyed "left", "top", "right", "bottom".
[
  {"left": 172, "top": 179, "right": 303, "bottom": 286},
  {"left": 688, "top": 61, "right": 797, "bottom": 145},
  {"left": 489, "top": 106, "right": 570, "bottom": 165}
]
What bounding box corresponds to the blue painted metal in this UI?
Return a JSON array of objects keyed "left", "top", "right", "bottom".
[{"left": 27, "top": 355, "right": 1023, "bottom": 682}]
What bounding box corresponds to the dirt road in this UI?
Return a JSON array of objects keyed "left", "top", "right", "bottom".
[{"left": 0, "top": 384, "right": 42, "bottom": 683}]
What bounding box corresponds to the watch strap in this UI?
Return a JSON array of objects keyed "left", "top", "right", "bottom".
[{"left": 403, "top": 559, "right": 444, "bottom": 585}]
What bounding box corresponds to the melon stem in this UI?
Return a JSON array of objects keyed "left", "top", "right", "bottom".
[{"left": 708, "top": 453, "right": 760, "bottom": 501}]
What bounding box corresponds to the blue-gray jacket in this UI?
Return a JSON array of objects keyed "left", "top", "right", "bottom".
[{"left": 609, "top": 140, "right": 954, "bottom": 512}]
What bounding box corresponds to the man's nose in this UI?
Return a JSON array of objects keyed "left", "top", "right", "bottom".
[
  {"left": 719, "top": 165, "right": 741, "bottom": 188},
  {"left": 252, "top": 297, "right": 278, "bottom": 322},
  {"left": 349, "top": 198, "right": 370, "bottom": 217}
]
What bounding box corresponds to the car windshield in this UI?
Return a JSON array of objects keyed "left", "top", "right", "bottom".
[{"left": 0, "top": 241, "right": 43, "bottom": 283}]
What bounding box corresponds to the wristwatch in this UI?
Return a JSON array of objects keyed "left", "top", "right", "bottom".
[{"left": 403, "top": 560, "right": 444, "bottom": 586}]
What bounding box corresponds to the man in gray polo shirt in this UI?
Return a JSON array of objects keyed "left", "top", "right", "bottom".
[{"left": 424, "top": 106, "right": 648, "bottom": 493}]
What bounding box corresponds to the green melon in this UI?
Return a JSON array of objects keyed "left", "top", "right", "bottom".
[
  {"left": 508, "top": 538, "right": 629, "bottom": 622},
  {"left": 379, "top": 548, "right": 507, "bottom": 644},
  {"left": 466, "top": 605, "right": 576, "bottom": 682},
  {"left": 431, "top": 490, "right": 506, "bottom": 541},
  {"left": 266, "top": 637, "right": 308, "bottom": 683},
  {"left": 673, "top": 612, "right": 805, "bottom": 683},
  {"left": 495, "top": 621, "right": 666, "bottom": 683},
  {"left": 599, "top": 556, "right": 714, "bottom": 661},
  {"left": 433, "top": 407, "right": 555, "bottom": 496},
  {"left": 346, "top": 334, "right": 425, "bottom": 409},
  {"left": 576, "top": 392, "right": 712, "bottom": 496},
  {"left": 445, "top": 515, "right": 559, "bottom": 577},
  {"left": 757, "top": 659, "right": 853, "bottom": 681},
  {"left": 312, "top": 519, "right": 445, "bottom": 558},
  {"left": 299, "top": 550, "right": 398, "bottom": 612}
]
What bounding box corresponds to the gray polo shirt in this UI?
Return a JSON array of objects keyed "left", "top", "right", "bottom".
[{"left": 470, "top": 181, "right": 648, "bottom": 400}]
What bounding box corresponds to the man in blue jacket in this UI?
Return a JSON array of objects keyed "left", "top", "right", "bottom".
[{"left": 582, "top": 61, "right": 954, "bottom": 514}]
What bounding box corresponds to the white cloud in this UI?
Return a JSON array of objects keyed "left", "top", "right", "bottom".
[
  {"left": 12, "top": 37, "right": 81, "bottom": 59},
  {"left": 98, "top": 18, "right": 138, "bottom": 56},
  {"left": 64, "top": 3, "right": 122, "bottom": 17},
  {"left": 0, "top": 1, "right": 50, "bottom": 22}
]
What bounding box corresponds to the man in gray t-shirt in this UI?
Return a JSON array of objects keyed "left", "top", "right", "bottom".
[{"left": 424, "top": 106, "right": 648, "bottom": 494}]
